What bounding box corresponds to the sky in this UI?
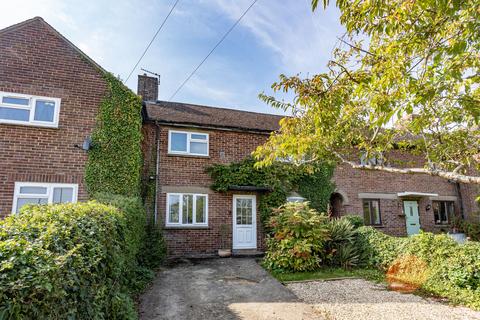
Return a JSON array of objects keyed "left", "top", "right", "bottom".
[{"left": 0, "top": 0, "right": 345, "bottom": 115}]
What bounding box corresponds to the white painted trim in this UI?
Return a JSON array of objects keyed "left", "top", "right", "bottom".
[
  {"left": 232, "top": 194, "right": 257, "bottom": 250},
  {"left": 358, "top": 192, "right": 398, "bottom": 200},
  {"left": 165, "top": 193, "right": 208, "bottom": 227},
  {"left": 167, "top": 130, "right": 209, "bottom": 156},
  {"left": 0, "top": 91, "right": 61, "bottom": 128},
  {"left": 12, "top": 182, "right": 78, "bottom": 214},
  {"left": 429, "top": 195, "right": 457, "bottom": 201},
  {"left": 398, "top": 192, "right": 438, "bottom": 198}
]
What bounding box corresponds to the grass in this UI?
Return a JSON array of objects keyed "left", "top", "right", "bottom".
[{"left": 270, "top": 267, "right": 385, "bottom": 283}]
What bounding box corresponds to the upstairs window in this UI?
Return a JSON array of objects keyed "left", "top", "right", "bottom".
[
  {"left": 13, "top": 182, "right": 78, "bottom": 213},
  {"left": 0, "top": 91, "right": 60, "bottom": 127},
  {"left": 168, "top": 130, "right": 209, "bottom": 156},
  {"left": 363, "top": 199, "right": 382, "bottom": 225},
  {"left": 433, "top": 201, "right": 455, "bottom": 225}
]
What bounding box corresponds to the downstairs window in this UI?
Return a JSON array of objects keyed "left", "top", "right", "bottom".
[
  {"left": 166, "top": 193, "right": 208, "bottom": 226},
  {"left": 432, "top": 201, "right": 455, "bottom": 225},
  {"left": 13, "top": 182, "right": 78, "bottom": 213},
  {"left": 363, "top": 199, "right": 382, "bottom": 225}
]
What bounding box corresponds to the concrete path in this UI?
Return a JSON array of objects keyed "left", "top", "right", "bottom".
[{"left": 139, "top": 258, "right": 321, "bottom": 320}]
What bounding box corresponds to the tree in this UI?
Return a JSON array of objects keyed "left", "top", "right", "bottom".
[{"left": 254, "top": 0, "right": 480, "bottom": 184}]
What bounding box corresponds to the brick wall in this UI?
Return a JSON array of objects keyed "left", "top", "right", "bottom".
[
  {"left": 333, "top": 149, "right": 479, "bottom": 235},
  {"left": 0, "top": 18, "right": 107, "bottom": 217},
  {"left": 142, "top": 123, "right": 269, "bottom": 257}
]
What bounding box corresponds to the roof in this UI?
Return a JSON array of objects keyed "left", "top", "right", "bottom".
[
  {"left": 0, "top": 17, "right": 106, "bottom": 74},
  {"left": 144, "top": 101, "right": 285, "bottom": 133}
]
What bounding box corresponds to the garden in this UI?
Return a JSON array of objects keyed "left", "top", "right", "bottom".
[{"left": 262, "top": 201, "right": 480, "bottom": 311}]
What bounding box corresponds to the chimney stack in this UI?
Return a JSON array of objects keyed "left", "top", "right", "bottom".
[{"left": 137, "top": 74, "right": 159, "bottom": 102}]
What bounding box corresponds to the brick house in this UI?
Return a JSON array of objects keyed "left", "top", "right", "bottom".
[
  {"left": 138, "top": 76, "right": 479, "bottom": 257},
  {"left": 0, "top": 17, "right": 108, "bottom": 217}
]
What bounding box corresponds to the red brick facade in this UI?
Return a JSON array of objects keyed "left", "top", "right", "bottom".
[
  {"left": 0, "top": 18, "right": 107, "bottom": 217},
  {"left": 142, "top": 123, "right": 270, "bottom": 257}
]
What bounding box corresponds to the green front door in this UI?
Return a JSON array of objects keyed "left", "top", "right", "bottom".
[{"left": 404, "top": 200, "right": 421, "bottom": 235}]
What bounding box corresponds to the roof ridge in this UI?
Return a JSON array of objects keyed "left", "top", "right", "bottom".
[
  {"left": 153, "top": 100, "right": 285, "bottom": 118},
  {"left": 0, "top": 17, "right": 107, "bottom": 74}
]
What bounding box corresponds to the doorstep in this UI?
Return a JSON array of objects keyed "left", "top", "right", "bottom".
[{"left": 232, "top": 249, "right": 265, "bottom": 258}]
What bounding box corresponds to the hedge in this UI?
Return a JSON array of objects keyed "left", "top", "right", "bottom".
[
  {"left": 356, "top": 227, "right": 480, "bottom": 310},
  {"left": 0, "top": 195, "right": 164, "bottom": 319}
]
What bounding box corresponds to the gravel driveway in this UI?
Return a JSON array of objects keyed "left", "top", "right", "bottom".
[{"left": 288, "top": 278, "right": 480, "bottom": 320}]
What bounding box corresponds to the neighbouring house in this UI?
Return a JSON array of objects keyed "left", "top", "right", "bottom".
[
  {"left": 138, "top": 75, "right": 479, "bottom": 257},
  {"left": 0, "top": 17, "right": 108, "bottom": 217}
]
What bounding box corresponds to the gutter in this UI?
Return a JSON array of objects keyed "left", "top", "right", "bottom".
[{"left": 147, "top": 119, "right": 276, "bottom": 136}]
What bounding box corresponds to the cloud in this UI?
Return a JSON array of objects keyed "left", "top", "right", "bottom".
[{"left": 205, "top": 0, "right": 344, "bottom": 75}]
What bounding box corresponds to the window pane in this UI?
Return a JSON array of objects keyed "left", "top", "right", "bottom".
[
  {"left": 19, "top": 186, "right": 47, "bottom": 194},
  {"left": 236, "top": 199, "right": 252, "bottom": 225},
  {"left": 183, "top": 195, "right": 193, "bottom": 224},
  {"left": 0, "top": 107, "right": 30, "bottom": 121},
  {"left": 16, "top": 197, "right": 47, "bottom": 213},
  {"left": 170, "top": 132, "right": 187, "bottom": 152},
  {"left": 371, "top": 200, "right": 381, "bottom": 224},
  {"left": 34, "top": 100, "right": 55, "bottom": 122},
  {"left": 2, "top": 96, "right": 29, "bottom": 106},
  {"left": 362, "top": 201, "right": 371, "bottom": 224},
  {"left": 433, "top": 202, "right": 441, "bottom": 223},
  {"left": 191, "top": 134, "right": 207, "bottom": 140},
  {"left": 53, "top": 188, "right": 74, "bottom": 203},
  {"left": 190, "top": 141, "right": 207, "bottom": 155},
  {"left": 168, "top": 195, "right": 180, "bottom": 223},
  {"left": 196, "top": 195, "right": 206, "bottom": 223}
]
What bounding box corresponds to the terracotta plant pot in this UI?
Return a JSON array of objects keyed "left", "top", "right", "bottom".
[{"left": 218, "top": 249, "right": 232, "bottom": 257}]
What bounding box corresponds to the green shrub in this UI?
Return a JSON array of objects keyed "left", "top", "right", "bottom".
[
  {"left": 263, "top": 202, "right": 329, "bottom": 272},
  {"left": 0, "top": 194, "right": 165, "bottom": 319},
  {"left": 356, "top": 226, "right": 480, "bottom": 310},
  {"left": 138, "top": 223, "right": 167, "bottom": 270},
  {"left": 324, "top": 218, "right": 360, "bottom": 268},
  {"left": 341, "top": 214, "right": 364, "bottom": 228}
]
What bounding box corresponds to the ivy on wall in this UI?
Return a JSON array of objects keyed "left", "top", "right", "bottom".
[
  {"left": 207, "top": 158, "right": 335, "bottom": 224},
  {"left": 85, "top": 73, "right": 143, "bottom": 196}
]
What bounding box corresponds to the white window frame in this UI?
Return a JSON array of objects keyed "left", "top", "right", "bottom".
[
  {"left": 168, "top": 130, "right": 209, "bottom": 156},
  {"left": 166, "top": 193, "right": 208, "bottom": 227},
  {"left": 0, "top": 91, "right": 61, "bottom": 128},
  {"left": 12, "top": 182, "right": 78, "bottom": 214}
]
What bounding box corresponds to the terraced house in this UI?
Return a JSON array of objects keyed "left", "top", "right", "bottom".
[{"left": 1, "top": 18, "right": 478, "bottom": 257}]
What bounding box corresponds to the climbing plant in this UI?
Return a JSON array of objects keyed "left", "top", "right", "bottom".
[
  {"left": 207, "top": 158, "right": 335, "bottom": 224},
  {"left": 85, "top": 73, "right": 143, "bottom": 196}
]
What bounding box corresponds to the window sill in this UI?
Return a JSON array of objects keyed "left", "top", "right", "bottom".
[
  {"left": 0, "top": 120, "right": 59, "bottom": 129},
  {"left": 433, "top": 224, "right": 450, "bottom": 227},
  {"left": 166, "top": 153, "right": 210, "bottom": 159},
  {"left": 371, "top": 225, "right": 385, "bottom": 228},
  {"left": 164, "top": 225, "right": 209, "bottom": 230}
]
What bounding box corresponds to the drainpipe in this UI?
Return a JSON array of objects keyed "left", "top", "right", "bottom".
[
  {"left": 455, "top": 182, "right": 465, "bottom": 220},
  {"left": 153, "top": 122, "right": 161, "bottom": 224}
]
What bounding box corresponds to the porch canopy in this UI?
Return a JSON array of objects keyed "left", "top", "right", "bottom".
[
  {"left": 227, "top": 185, "right": 272, "bottom": 192},
  {"left": 397, "top": 192, "right": 439, "bottom": 198}
]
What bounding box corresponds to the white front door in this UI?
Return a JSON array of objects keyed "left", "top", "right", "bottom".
[
  {"left": 404, "top": 200, "right": 421, "bottom": 235},
  {"left": 233, "top": 195, "right": 257, "bottom": 249}
]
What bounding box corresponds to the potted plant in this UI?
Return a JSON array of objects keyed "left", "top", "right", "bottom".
[{"left": 218, "top": 224, "right": 232, "bottom": 257}]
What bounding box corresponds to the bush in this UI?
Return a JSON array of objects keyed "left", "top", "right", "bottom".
[
  {"left": 357, "top": 226, "right": 480, "bottom": 310},
  {"left": 0, "top": 194, "right": 165, "bottom": 319},
  {"left": 263, "top": 202, "right": 329, "bottom": 272},
  {"left": 341, "top": 215, "right": 364, "bottom": 228},
  {"left": 324, "top": 217, "right": 360, "bottom": 268}
]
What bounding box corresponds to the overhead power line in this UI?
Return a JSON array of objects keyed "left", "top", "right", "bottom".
[
  {"left": 169, "top": 0, "right": 259, "bottom": 101},
  {"left": 125, "top": 0, "right": 180, "bottom": 82}
]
